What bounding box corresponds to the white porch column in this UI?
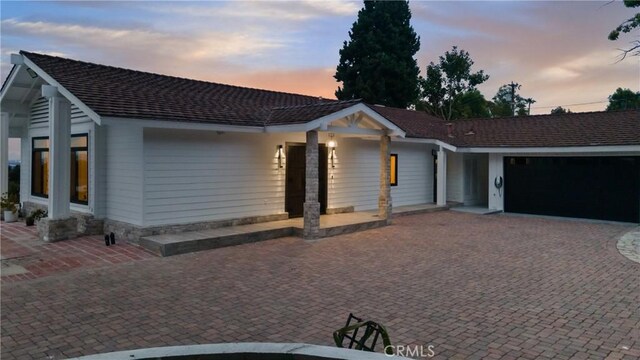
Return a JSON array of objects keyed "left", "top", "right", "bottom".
[
  {"left": 378, "top": 135, "right": 391, "bottom": 221},
  {"left": 44, "top": 86, "right": 72, "bottom": 219},
  {"left": 436, "top": 146, "right": 447, "bottom": 206},
  {"left": 0, "top": 113, "right": 8, "bottom": 196},
  {"left": 303, "top": 130, "right": 320, "bottom": 239}
]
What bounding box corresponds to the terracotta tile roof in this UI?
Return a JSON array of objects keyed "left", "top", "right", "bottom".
[
  {"left": 22, "top": 51, "right": 333, "bottom": 127},
  {"left": 448, "top": 110, "right": 640, "bottom": 147}
]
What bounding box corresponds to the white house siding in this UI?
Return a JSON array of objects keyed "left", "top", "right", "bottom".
[
  {"left": 93, "top": 125, "right": 107, "bottom": 218},
  {"left": 446, "top": 151, "right": 464, "bottom": 203},
  {"left": 326, "top": 138, "right": 435, "bottom": 211},
  {"left": 143, "top": 129, "right": 306, "bottom": 226},
  {"left": 21, "top": 96, "right": 96, "bottom": 214},
  {"left": 390, "top": 141, "right": 434, "bottom": 206},
  {"left": 327, "top": 138, "right": 379, "bottom": 211},
  {"left": 104, "top": 125, "right": 144, "bottom": 225},
  {"left": 477, "top": 154, "right": 489, "bottom": 205}
]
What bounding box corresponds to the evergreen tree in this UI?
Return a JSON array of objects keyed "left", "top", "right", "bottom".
[
  {"left": 491, "top": 83, "right": 535, "bottom": 117},
  {"left": 606, "top": 87, "right": 640, "bottom": 110},
  {"left": 608, "top": 0, "right": 640, "bottom": 59},
  {"left": 335, "top": 0, "right": 420, "bottom": 108},
  {"left": 418, "top": 46, "right": 489, "bottom": 120},
  {"left": 450, "top": 89, "right": 491, "bottom": 119},
  {"left": 550, "top": 106, "right": 572, "bottom": 114}
]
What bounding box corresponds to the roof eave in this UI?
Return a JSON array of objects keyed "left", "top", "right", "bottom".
[{"left": 20, "top": 52, "right": 103, "bottom": 125}]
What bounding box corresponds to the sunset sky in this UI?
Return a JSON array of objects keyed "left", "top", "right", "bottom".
[{"left": 1, "top": 1, "right": 639, "bottom": 138}]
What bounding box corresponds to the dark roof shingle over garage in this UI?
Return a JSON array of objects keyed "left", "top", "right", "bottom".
[{"left": 448, "top": 110, "right": 640, "bottom": 147}]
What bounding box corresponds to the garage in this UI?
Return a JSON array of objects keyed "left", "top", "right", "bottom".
[{"left": 504, "top": 156, "right": 640, "bottom": 223}]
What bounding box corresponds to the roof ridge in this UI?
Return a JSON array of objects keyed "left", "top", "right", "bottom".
[
  {"left": 270, "top": 98, "right": 361, "bottom": 111},
  {"left": 19, "top": 50, "right": 334, "bottom": 101},
  {"left": 456, "top": 108, "right": 640, "bottom": 122}
]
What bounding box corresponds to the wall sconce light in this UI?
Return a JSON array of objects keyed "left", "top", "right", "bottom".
[
  {"left": 26, "top": 68, "right": 38, "bottom": 79},
  {"left": 327, "top": 133, "right": 337, "bottom": 168},
  {"left": 277, "top": 145, "right": 284, "bottom": 169}
]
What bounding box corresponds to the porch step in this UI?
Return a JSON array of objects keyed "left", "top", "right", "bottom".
[
  {"left": 391, "top": 203, "right": 450, "bottom": 217},
  {"left": 450, "top": 206, "right": 502, "bottom": 215},
  {"left": 139, "top": 205, "right": 449, "bottom": 257},
  {"left": 139, "top": 221, "right": 295, "bottom": 257}
]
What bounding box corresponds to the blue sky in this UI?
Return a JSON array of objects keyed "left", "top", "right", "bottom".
[{"left": 1, "top": 0, "right": 639, "bottom": 119}]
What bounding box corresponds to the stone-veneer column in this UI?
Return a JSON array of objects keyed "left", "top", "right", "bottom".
[
  {"left": 378, "top": 134, "right": 392, "bottom": 223},
  {"left": 303, "top": 130, "right": 320, "bottom": 239}
]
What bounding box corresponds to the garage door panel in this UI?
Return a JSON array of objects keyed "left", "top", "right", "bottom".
[{"left": 504, "top": 156, "right": 639, "bottom": 223}]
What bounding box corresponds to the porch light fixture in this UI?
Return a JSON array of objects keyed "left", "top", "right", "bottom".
[
  {"left": 328, "top": 133, "right": 337, "bottom": 168},
  {"left": 26, "top": 68, "right": 38, "bottom": 79},
  {"left": 276, "top": 145, "right": 284, "bottom": 169}
]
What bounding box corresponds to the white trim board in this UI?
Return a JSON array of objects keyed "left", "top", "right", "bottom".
[
  {"left": 392, "top": 137, "right": 457, "bottom": 152},
  {"left": 457, "top": 145, "right": 640, "bottom": 154},
  {"left": 101, "top": 117, "right": 264, "bottom": 133}
]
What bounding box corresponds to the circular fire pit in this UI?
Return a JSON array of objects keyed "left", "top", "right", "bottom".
[{"left": 69, "top": 343, "right": 408, "bottom": 359}]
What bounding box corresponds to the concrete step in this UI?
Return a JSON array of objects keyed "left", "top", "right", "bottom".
[
  {"left": 139, "top": 205, "right": 450, "bottom": 257},
  {"left": 139, "top": 224, "right": 295, "bottom": 257}
]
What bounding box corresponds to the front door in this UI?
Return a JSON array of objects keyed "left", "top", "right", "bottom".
[{"left": 285, "top": 144, "right": 327, "bottom": 217}]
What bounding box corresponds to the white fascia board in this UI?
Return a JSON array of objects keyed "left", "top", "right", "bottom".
[
  {"left": 21, "top": 54, "right": 103, "bottom": 125},
  {"left": 101, "top": 117, "right": 264, "bottom": 133},
  {"left": 0, "top": 64, "right": 22, "bottom": 103},
  {"left": 392, "top": 137, "right": 457, "bottom": 152},
  {"left": 457, "top": 145, "right": 640, "bottom": 154},
  {"left": 265, "top": 123, "right": 308, "bottom": 133}
]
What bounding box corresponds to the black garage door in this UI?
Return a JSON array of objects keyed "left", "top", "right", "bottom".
[{"left": 504, "top": 156, "right": 640, "bottom": 223}]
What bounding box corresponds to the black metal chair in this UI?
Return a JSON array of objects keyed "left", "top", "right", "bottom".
[{"left": 333, "top": 313, "right": 392, "bottom": 354}]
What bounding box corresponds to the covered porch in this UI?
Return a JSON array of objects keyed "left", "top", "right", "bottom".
[{"left": 139, "top": 203, "right": 449, "bottom": 257}]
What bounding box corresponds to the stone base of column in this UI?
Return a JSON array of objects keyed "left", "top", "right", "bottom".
[
  {"left": 303, "top": 201, "right": 320, "bottom": 239},
  {"left": 37, "top": 217, "right": 78, "bottom": 242},
  {"left": 378, "top": 196, "right": 392, "bottom": 224}
]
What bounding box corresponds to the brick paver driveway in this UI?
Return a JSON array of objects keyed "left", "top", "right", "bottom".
[{"left": 2, "top": 212, "right": 639, "bottom": 359}]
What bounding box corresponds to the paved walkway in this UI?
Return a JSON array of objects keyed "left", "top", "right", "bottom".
[
  {"left": 0, "top": 222, "right": 153, "bottom": 283},
  {"left": 617, "top": 227, "right": 640, "bottom": 263},
  {"left": 1, "top": 212, "right": 639, "bottom": 359}
]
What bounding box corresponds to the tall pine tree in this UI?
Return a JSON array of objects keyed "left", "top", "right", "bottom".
[{"left": 334, "top": 0, "right": 420, "bottom": 108}]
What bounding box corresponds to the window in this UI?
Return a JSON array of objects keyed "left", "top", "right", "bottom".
[
  {"left": 31, "top": 134, "right": 89, "bottom": 204},
  {"left": 32, "top": 138, "right": 49, "bottom": 197},
  {"left": 70, "top": 135, "right": 89, "bottom": 204},
  {"left": 390, "top": 154, "right": 398, "bottom": 186}
]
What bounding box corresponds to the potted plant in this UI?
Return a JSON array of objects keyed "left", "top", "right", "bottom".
[
  {"left": 1, "top": 192, "right": 19, "bottom": 223},
  {"left": 26, "top": 209, "right": 47, "bottom": 226}
]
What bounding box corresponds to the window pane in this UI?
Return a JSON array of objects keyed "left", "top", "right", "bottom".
[
  {"left": 32, "top": 151, "right": 49, "bottom": 196},
  {"left": 390, "top": 154, "right": 397, "bottom": 186},
  {"left": 33, "top": 138, "right": 49, "bottom": 149},
  {"left": 71, "top": 135, "right": 87, "bottom": 148},
  {"left": 75, "top": 151, "right": 88, "bottom": 202}
]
